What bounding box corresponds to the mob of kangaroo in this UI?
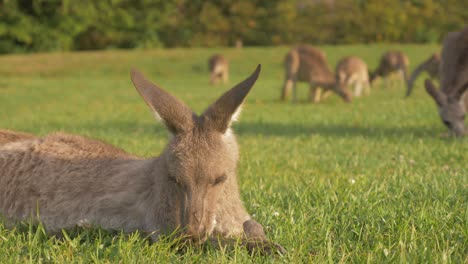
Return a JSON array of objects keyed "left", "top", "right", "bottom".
[
  {"left": 281, "top": 45, "right": 352, "bottom": 103},
  {"left": 0, "top": 65, "right": 284, "bottom": 253}
]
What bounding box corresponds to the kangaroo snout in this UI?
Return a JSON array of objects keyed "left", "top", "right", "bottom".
[
  {"left": 181, "top": 204, "right": 210, "bottom": 243},
  {"left": 186, "top": 224, "right": 208, "bottom": 243}
]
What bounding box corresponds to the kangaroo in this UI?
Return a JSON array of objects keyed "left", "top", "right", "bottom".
[
  {"left": 208, "top": 54, "right": 229, "bottom": 85},
  {"left": 281, "top": 45, "right": 351, "bottom": 103},
  {"left": 0, "top": 65, "right": 285, "bottom": 253},
  {"left": 370, "top": 51, "right": 410, "bottom": 87},
  {"left": 406, "top": 53, "right": 440, "bottom": 97},
  {"left": 335, "top": 56, "right": 371, "bottom": 97},
  {"left": 425, "top": 27, "right": 468, "bottom": 137}
]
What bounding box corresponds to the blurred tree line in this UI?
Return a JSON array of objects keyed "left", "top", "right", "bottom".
[{"left": 0, "top": 0, "right": 466, "bottom": 54}]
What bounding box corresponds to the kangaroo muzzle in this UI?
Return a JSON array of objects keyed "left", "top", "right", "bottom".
[{"left": 182, "top": 191, "right": 211, "bottom": 243}]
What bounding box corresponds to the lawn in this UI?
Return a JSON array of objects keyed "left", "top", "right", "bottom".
[{"left": 0, "top": 45, "right": 466, "bottom": 263}]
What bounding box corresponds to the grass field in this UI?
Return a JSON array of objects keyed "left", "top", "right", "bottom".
[{"left": 0, "top": 45, "right": 466, "bottom": 263}]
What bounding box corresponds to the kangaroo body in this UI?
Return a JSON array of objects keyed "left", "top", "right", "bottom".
[
  {"left": 0, "top": 131, "right": 247, "bottom": 238},
  {"left": 371, "top": 51, "right": 409, "bottom": 86},
  {"left": 336, "top": 56, "right": 370, "bottom": 97},
  {"left": 208, "top": 54, "right": 229, "bottom": 85}
]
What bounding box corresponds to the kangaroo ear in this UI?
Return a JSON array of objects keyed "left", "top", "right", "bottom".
[
  {"left": 203, "top": 65, "right": 261, "bottom": 133},
  {"left": 130, "top": 69, "right": 194, "bottom": 134},
  {"left": 425, "top": 79, "right": 447, "bottom": 107}
]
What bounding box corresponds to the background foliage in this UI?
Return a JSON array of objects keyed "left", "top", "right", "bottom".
[{"left": 0, "top": 0, "right": 467, "bottom": 54}]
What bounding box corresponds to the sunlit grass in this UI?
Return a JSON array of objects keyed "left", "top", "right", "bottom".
[{"left": 0, "top": 45, "right": 466, "bottom": 262}]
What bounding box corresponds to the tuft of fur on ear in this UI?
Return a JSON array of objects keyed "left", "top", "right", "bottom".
[
  {"left": 203, "top": 65, "right": 261, "bottom": 133},
  {"left": 231, "top": 105, "right": 243, "bottom": 123},
  {"left": 130, "top": 68, "right": 195, "bottom": 134},
  {"left": 425, "top": 79, "right": 447, "bottom": 107}
]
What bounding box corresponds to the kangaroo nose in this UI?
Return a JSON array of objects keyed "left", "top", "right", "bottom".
[{"left": 187, "top": 226, "right": 207, "bottom": 244}]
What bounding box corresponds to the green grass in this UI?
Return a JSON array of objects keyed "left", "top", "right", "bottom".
[{"left": 0, "top": 45, "right": 467, "bottom": 263}]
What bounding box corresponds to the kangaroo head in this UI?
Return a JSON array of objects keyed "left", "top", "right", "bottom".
[
  {"left": 425, "top": 79, "right": 466, "bottom": 136},
  {"left": 335, "top": 82, "right": 353, "bottom": 103},
  {"left": 130, "top": 65, "right": 261, "bottom": 242}
]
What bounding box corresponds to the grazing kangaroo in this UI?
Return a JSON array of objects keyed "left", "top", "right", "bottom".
[
  {"left": 406, "top": 53, "right": 440, "bottom": 97},
  {"left": 0, "top": 65, "right": 285, "bottom": 253},
  {"left": 335, "top": 56, "right": 371, "bottom": 97},
  {"left": 208, "top": 54, "right": 229, "bottom": 85},
  {"left": 370, "top": 51, "right": 409, "bottom": 87},
  {"left": 281, "top": 45, "right": 352, "bottom": 103},
  {"left": 425, "top": 27, "right": 468, "bottom": 137}
]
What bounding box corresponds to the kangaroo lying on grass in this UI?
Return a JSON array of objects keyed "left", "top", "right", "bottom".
[
  {"left": 0, "top": 65, "right": 285, "bottom": 254},
  {"left": 406, "top": 53, "right": 440, "bottom": 97},
  {"left": 425, "top": 27, "right": 468, "bottom": 137}
]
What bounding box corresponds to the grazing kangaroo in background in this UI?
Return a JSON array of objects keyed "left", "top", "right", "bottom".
[
  {"left": 425, "top": 27, "right": 468, "bottom": 137},
  {"left": 406, "top": 53, "right": 440, "bottom": 97},
  {"left": 0, "top": 65, "right": 285, "bottom": 254},
  {"left": 208, "top": 54, "right": 229, "bottom": 85},
  {"left": 370, "top": 51, "right": 409, "bottom": 87},
  {"left": 335, "top": 56, "right": 371, "bottom": 97},
  {"left": 281, "top": 45, "right": 352, "bottom": 103}
]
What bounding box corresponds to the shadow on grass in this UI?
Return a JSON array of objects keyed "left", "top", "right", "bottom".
[
  {"left": 31, "top": 119, "right": 436, "bottom": 140},
  {"left": 27, "top": 120, "right": 167, "bottom": 138},
  {"left": 234, "top": 121, "right": 435, "bottom": 139}
]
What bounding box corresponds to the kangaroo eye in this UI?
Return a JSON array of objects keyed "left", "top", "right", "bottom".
[
  {"left": 168, "top": 176, "right": 181, "bottom": 185},
  {"left": 213, "top": 174, "right": 227, "bottom": 185},
  {"left": 442, "top": 120, "right": 452, "bottom": 128}
]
